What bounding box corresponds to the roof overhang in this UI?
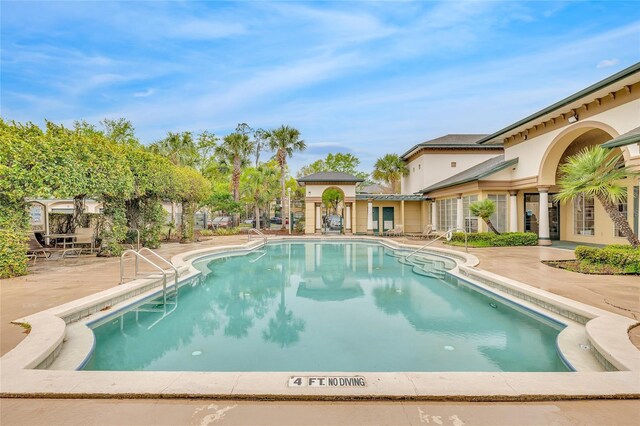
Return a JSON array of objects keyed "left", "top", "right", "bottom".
[
  {"left": 420, "top": 157, "right": 519, "bottom": 194},
  {"left": 602, "top": 127, "right": 640, "bottom": 148},
  {"left": 477, "top": 62, "right": 640, "bottom": 145}
]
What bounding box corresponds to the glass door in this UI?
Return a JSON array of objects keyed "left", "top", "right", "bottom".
[
  {"left": 372, "top": 207, "right": 380, "bottom": 234},
  {"left": 524, "top": 193, "right": 560, "bottom": 240}
]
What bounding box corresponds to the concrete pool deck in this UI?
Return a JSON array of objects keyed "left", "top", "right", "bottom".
[{"left": 1, "top": 235, "right": 639, "bottom": 424}]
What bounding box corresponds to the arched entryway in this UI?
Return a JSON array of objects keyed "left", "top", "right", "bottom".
[
  {"left": 534, "top": 122, "right": 631, "bottom": 244},
  {"left": 321, "top": 187, "right": 345, "bottom": 234}
]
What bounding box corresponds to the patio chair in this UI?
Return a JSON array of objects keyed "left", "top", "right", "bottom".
[
  {"left": 27, "top": 233, "right": 62, "bottom": 262},
  {"left": 72, "top": 227, "right": 96, "bottom": 254},
  {"left": 384, "top": 224, "right": 404, "bottom": 237},
  {"left": 419, "top": 224, "right": 437, "bottom": 239}
]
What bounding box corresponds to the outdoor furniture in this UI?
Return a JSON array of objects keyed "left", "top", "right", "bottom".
[
  {"left": 29, "top": 233, "right": 83, "bottom": 261},
  {"left": 44, "top": 233, "right": 76, "bottom": 249},
  {"left": 27, "top": 233, "right": 61, "bottom": 262},
  {"left": 384, "top": 225, "right": 404, "bottom": 237},
  {"left": 72, "top": 227, "right": 96, "bottom": 253},
  {"left": 419, "top": 224, "right": 436, "bottom": 239}
]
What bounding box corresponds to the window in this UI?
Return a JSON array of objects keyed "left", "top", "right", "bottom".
[
  {"left": 574, "top": 195, "right": 595, "bottom": 236},
  {"left": 462, "top": 195, "right": 478, "bottom": 233},
  {"left": 451, "top": 161, "right": 457, "bottom": 168},
  {"left": 614, "top": 201, "right": 628, "bottom": 237},
  {"left": 418, "top": 164, "right": 421, "bottom": 169},
  {"left": 436, "top": 198, "right": 457, "bottom": 231},
  {"left": 487, "top": 194, "right": 507, "bottom": 233}
]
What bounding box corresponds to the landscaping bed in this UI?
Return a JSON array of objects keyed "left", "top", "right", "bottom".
[
  {"left": 445, "top": 232, "right": 538, "bottom": 247},
  {"left": 544, "top": 244, "right": 639, "bottom": 275}
]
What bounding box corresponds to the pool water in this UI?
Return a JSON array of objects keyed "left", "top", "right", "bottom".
[{"left": 83, "top": 242, "right": 569, "bottom": 372}]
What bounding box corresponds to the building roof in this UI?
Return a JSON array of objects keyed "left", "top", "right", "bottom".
[
  {"left": 477, "top": 62, "right": 640, "bottom": 145},
  {"left": 355, "top": 194, "right": 424, "bottom": 201},
  {"left": 400, "top": 134, "right": 500, "bottom": 159},
  {"left": 601, "top": 126, "right": 640, "bottom": 148},
  {"left": 419, "top": 155, "right": 519, "bottom": 194},
  {"left": 297, "top": 171, "right": 364, "bottom": 183}
]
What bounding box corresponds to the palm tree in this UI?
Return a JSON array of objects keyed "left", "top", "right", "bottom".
[
  {"left": 215, "top": 132, "right": 253, "bottom": 203},
  {"left": 556, "top": 146, "right": 639, "bottom": 247},
  {"left": 470, "top": 199, "right": 500, "bottom": 235},
  {"left": 241, "top": 164, "right": 279, "bottom": 229},
  {"left": 149, "top": 131, "right": 198, "bottom": 167},
  {"left": 267, "top": 125, "right": 306, "bottom": 229},
  {"left": 372, "top": 154, "right": 408, "bottom": 193}
]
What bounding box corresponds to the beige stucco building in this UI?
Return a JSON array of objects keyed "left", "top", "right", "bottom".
[{"left": 299, "top": 62, "right": 640, "bottom": 246}]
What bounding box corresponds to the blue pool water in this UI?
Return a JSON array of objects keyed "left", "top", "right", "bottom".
[{"left": 83, "top": 242, "right": 569, "bottom": 372}]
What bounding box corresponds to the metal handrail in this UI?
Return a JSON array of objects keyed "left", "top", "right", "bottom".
[
  {"left": 138, "top": 247, "right": 179, "bottom": 288},
  {"left": 120, "top": 249, "right": 169, "bottom": 305},
  {"left": 404, "top": 226, "right": 468, "bottom": 261},
  {"left": 247, "top": 228, "right": 267, "bottom": 244}
]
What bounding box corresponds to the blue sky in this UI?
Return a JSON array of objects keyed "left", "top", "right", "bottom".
[{"left": 2, "top": 1, "right": 639, "bottom": 173}]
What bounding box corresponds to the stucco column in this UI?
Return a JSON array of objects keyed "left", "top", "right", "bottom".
[
  {"left": 345, "top": 204, "right": 352, "bottom": 233},
  {"left": 456, "top": 195, "right": 463, "bottom": 231},
  {"left": 538, "top": 187, "right": 551, "bottom": 246},
  {"left": 400, "top": 200, "right": 405, "bottom": 230},
  {"left": 431, "top": 200, "right": 437, "bottom": 231},
  {"left": 367, "top": 200, "right": 373, "bottom": 234},
  {"left": 352, "top": 202, "right": 357, "bottom": 234},
  {"left": 509, "top": 191, "right": 518, "bottom": 233},
  {"left": 315, "top": 204, "right": 322, "bottom": 233}
]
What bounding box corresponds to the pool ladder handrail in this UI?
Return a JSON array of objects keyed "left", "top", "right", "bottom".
[
  {"left": 404, "top": 226, "right": 468, "bottom": 262},
  {"left": 247, "top": 228, "right": 268, "bottom": 245},
  {"left": 120, "top": 249, "right": 177, "bottom": 305}
]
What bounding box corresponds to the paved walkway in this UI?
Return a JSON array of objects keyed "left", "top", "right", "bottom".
[
  {"left": 1, "top": 236, "right": 639, "bottom": 425},
  {"left": 1, "top": 398, "right": 639, "bottom": 426}
]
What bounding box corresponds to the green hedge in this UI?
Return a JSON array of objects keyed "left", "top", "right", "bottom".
[
  {"left": 575, "top": 245, "right": 640, "bottom": 274},
  {"left": 448, "top": 232, "right": 538, "bottom": 247}
]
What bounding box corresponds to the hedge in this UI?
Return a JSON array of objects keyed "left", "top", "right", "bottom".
[
  {"left": 575, "top": 245, "right": 640, "bottom": 274},
  {"left": 448, "top": 232, "right": 538, "bottom": 247}
]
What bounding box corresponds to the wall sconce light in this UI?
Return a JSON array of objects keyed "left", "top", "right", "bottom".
[{"left": 567, "top": 113, "right": 579, "bottom": 123}]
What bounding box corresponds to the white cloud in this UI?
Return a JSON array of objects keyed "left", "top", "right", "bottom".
[
  {"left": 133, "top": 88, "right": 156, "bottom": 98},
  {"left": 596, "top": 59, "right": 619, "bottom": 68}
]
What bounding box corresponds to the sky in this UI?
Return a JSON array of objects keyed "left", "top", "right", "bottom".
[{"left": 1, "top": 1, "right": 640, "bottom": 174}]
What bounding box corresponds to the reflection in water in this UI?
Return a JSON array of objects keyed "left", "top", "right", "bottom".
[{"left": 85, "top": 242, "right": 568, "bottom": 372}]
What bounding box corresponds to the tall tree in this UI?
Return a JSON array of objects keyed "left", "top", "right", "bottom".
[
  {"left": 267, "top": 125, "right": 306, "bottom": 229},
  {"left": 215, "top": 132, "right": 253, "bottom": 203},
  {"left": 297, "top": 152, "right": 368, "bottom": 182},
  {"left": 241, "top": 164, "right": 279, "bottom": 229},
  {"left": 372, "top": 153, "right": 408, "bottom": 193},
  {"left": 101, "top": 118, "right": 139, "bottom": 147},
  {"left": 149, "top": 131, "right": 198, "bottom": 167},
  {"left": 253, "top": 128, "right": 268, "bottom": 167},
  {"left": 556, "top": 146, "right": 639, "bottom": 247}
]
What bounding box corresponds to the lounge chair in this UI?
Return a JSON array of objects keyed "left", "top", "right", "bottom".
[
  {"left": 419, "top": 224, "right": 437, "bottom": 239},
  {"left": 27, "top": 233, "right": 60, "bottom": 262},
  {"left": 72, "top": 227, "right": 96, "bottom": 253},
  {"left": 384, "top": 225, "right": 404, "bottom": 237}
]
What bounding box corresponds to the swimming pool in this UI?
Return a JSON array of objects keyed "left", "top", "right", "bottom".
[{"left": 83, "top": 241, "right": 569, "bottom": 372}]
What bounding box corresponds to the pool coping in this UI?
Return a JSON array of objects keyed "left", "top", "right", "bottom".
[{"left": 1, "top": 236, "right": 639, "bottom": 400}]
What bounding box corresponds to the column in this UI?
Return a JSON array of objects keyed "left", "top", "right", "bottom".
[
  {"left": 538, "top": 187, "right": 551, "bottom": 246},
  {"left": 345, "top": 204, "right": 352, "bottom": 233},
  {"left": 456, "top": 195, "right": 463, "bottom": 231},
  {"left": 509, "top": 191, "right": 518, "bottom": 233},
  {"left": 431, "top": 200, "right": 437, "bottom": 231},
  {"left": 400, "top": 200, "right": 405, "bottom": 231},
  {"left": 367, "top": 200, "right": 373, "bottom": 234},
  {"left": 315, "top": 204, "right": 322, "bottom": 233},
  {"left": 352, "top": 202, "right": 357, "bottom": 234}
]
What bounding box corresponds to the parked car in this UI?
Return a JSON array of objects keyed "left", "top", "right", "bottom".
[
  {"left": 270, "top": 216, "right": 282, "bottom": 225},
  {"left": 212, "top": 216, "right": 233, "bottom": 229}
]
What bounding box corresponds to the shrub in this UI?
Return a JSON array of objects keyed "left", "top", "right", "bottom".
[
  {"left": 575, "top": 245, "right": 640, "bottom": 274},
  {"left": 448, "top": 232, "right": 538, "bottom": 247},
  {"left": 200, "top": 227, "right": 241, "bottom": 237}
]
